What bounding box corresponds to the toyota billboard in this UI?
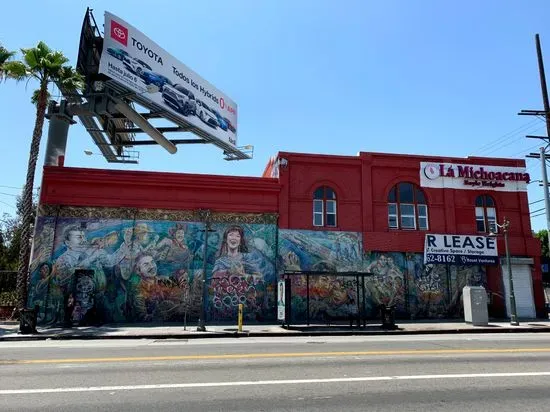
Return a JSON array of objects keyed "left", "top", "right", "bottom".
[{"left": 99, "top": 11, "right": 238, "bottom": 147}]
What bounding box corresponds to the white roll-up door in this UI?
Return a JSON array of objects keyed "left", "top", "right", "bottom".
[{"left": 501, "top": 264, "right": 536, "bottom": 319}]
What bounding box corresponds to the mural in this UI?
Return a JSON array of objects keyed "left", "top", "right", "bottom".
[
  {"left": 277, "top": 230, "right": 487, "bottom": 322},
  {"left": 28, "top": 217, "right": 488, "bottom": 325},
  {"left": 279, "top": 230, "right": 363, "bottom": 322},
  {"left": 209, "top": 223, "right": 277, "bottom": 321},
  {"left": 29, "top": 217, "right": 277, "bottom": 325}
]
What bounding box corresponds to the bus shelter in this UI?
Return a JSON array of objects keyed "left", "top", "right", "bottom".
[{"left": 280, "top": 270, "right": 375, "bottom": 327}]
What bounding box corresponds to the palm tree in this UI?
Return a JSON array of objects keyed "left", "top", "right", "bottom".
[
  {"left": 0, "top": 43, "right": 15, "bottom": 80},
  {"left": 3, "top": 41, "right": 84, "bottom": 310}
]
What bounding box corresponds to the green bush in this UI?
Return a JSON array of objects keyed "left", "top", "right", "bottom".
[{"left": 0, "top": 291, "right": 17, "bottom": 306}]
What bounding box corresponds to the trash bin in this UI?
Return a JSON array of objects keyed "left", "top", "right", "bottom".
[
  {"left": 19, "top": 307, "right": 38, "bottom": 334},
  {"left": 379, "top": 304, "right": 397, "bottom": 330}
]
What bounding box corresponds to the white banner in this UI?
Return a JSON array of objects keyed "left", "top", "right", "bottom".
[
  {"left": 420, "top": 162, "right": 529, "bottom": 192},
  {"left": 424, "top": 234, "right": 498, "bottom": 265},
  {"left": 277, "top": 280, "right": 285, "bottom": 321},
  {"left": 99, "top": 12, "right": 238, "bottom": 148}
]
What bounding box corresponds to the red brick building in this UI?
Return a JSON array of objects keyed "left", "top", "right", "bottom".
[{"left": 35, "top": 150, "right": 544, "bottom": 323}]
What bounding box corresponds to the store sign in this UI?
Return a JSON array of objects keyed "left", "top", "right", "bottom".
[
  {"left": 424, "top": 234, "right": 498, "bottom": 265},
  {"left": 99, "top": 12, "right": 238, "bottom": 148},
  {"left": 420, "top": 162, "right": 529, "bottom": 192}
]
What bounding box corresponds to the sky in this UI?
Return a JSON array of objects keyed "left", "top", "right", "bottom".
[{"left": 1, "top": 0, "right": 550, "bottom": 231}]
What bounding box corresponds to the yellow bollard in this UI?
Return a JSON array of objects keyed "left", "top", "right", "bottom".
[{"left": 238, "top": 304, "right": 243, "bottom": 333}]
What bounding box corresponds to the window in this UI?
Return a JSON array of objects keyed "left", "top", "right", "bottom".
[
  {"left": 387, "top": 182, "right": 428, "bottom": 230},
  {"left": 313, "top": 186, "right": 337, "bottom": 227},
  {"left": 475, "top": 195, "right": 497, "bottom": 233}
]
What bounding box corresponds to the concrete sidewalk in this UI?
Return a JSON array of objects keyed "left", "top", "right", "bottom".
[{"left": 1, "top": 319, "right": 550, "bottom": 341}]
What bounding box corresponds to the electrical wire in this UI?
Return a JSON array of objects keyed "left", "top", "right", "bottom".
[{"left": 473, "top": 119, "right": 542, "bottom": 154}]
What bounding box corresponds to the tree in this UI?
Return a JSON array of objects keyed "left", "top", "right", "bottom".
[
  {"left": 535, "top": 230, "right": 549, "bottom": 259},
  {"left": 2, "top": 42, "right": 84, "bottom": 309},
  {"left": 0, "top": 43, "right": 15, "bottom": 80},
  {"left": 0, "top": 194, "right": 38, "bottom": 271}
]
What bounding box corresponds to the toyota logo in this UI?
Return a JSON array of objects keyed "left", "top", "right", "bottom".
[
  {"left": 113, "top": 27, "right": 126, "bottom": 40},
  {"left": 423, "top": 163, "right": 440, "bottom": 180}
]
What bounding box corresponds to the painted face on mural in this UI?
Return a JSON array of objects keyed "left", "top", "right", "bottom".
[
  {"left": 76, "top": 276, "right": 94, "bottom": 293},
  {"left": 174, "top": 229, "right": 185, "bottom": 243},
  {"left": 39, "top": 264, "right": 51, "bottom": 279},
  {"left": 65, "top": 229, "right": 87, "bottom": 250},
  {"left": 226, "top": 230, "right": 242, "bottom": 252},
  {"left": 136, "top": 255, "right": 158, "bottom": 279}
]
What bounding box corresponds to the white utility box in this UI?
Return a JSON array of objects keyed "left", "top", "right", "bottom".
[{"left": 463, "top": 286, "right": 488, "bottom": 326}]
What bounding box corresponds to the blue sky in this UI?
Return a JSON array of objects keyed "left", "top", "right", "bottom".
[{"left": 1, "top": 0, "right": 550, "bottom": 231}]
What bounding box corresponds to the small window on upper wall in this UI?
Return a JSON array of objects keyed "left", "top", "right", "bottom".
[
  {"left": 313, "top": 186, "right": 337, "bottom": 227},
  {"left": 387, "top": 182, "right": 428, "bottom": 230},
  {"left": 475, "top": 195, "right": 497, "bottom": 233}
]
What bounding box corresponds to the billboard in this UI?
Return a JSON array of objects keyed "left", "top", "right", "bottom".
[
  {"left": 99, "top": 11, "right": 238, "bottom": 148},
  {"left": 424, "top": 234, "right": 498, "bottom": 266},
  {"left": 420, "top": 162, "right": 529, "bottom": 192}
]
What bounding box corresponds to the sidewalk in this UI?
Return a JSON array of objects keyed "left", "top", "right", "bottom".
[{"left": 1, "top": 319, "right": 550, "bottom": 341}]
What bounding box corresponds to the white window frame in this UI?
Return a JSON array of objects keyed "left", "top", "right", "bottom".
[
  {"left": 400, "top": 203, "right": 416, "bottom": 229},
  {"left": 417, "top": 204, "right": 429, "bottom": 230},
  {"left": 313, "top": 199, "right": 324, "bottom": 226},
  {"left": 326, "top": 199, "right": 337, "bottom": 227},
  {"left": 388, "top": 203, "right": 398, "bottom": 228}
]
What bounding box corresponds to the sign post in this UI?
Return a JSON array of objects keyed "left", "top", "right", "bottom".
[{"left": 237, "top": 304, "right": 243, "bottom": 333}]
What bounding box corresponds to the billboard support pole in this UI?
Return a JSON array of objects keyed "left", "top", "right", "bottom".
[
  {"left": 112, "top": 98, "right": 177, "bottom": 154},
  {"left": 44, "top": 100, "right": 76, "bottom": 167}
]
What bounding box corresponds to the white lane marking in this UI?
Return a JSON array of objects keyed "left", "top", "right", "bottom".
[
  {"left": 2, "top": 333, "right": 550, "bottom": 349},
  {"left": 2, "top": 372, "right": 550, "bottom": 395}
]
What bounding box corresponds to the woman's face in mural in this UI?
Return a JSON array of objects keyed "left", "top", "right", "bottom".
[
  {"left": 136, "top": 255, "right": 158, "bottom": 279},
  {"left": 226, "top": 230, "right": 242, "bottom": 252}
]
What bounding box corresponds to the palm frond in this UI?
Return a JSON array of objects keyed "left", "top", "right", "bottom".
[
  {"left": 1, "top": 61, "right": 29, "bottom": 81},
  {"left": 55, "top": 66, "right": 85, "bottom": 92}
]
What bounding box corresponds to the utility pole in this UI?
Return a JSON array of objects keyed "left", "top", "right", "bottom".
[{"left": 520, "top": 34, "right": 550, "bottom": 257}]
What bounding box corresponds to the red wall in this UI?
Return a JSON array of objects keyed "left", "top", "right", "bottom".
[{"left": 40, "top": 166, "right": 280, "bottom": 214}]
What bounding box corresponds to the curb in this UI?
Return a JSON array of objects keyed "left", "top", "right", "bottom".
[{"left": 1, "top": 325, "right": 549, "bottom": 342}]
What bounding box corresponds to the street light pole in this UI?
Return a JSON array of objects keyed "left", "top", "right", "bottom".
[
  {"left": 197, "top": 214, "right": 215, "bottom": 332},
  {"left": 500, "top": 218, "right": 520, "bottom": 326}
]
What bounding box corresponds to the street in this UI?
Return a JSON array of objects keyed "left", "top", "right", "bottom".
[{"left": 1, "top": 333, "right": 550, "bottom": 411}]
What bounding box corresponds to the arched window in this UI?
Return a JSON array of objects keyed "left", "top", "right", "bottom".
[
  {"left": 387, "top": 182, "right": 428, "bottom": 230},
  {"left": 475, "top": 195, "right": 497, "bottom": 233},
  {"left": 313, "top": 186, "right": 337, "bottom": 227}
]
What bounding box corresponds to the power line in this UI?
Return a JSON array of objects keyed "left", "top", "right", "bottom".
[
  {"left": 530, "top": 207, "right": 546, "bottom": 214},
  {"left": 473, "top": 118, "right": 542, "bottom": 154},
  {"left": 0, "top": 200, "right": 15, "bottom": 209},
  {"left": 530, "top": 199, "right": 545, "bottom": 205},
  {"left": 481, "top": 126, "right": 545, "bottom": 157}
]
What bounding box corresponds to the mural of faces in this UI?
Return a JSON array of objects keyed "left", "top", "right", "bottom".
[{"left": 30, "top": 218, "right": 277, "bottom": 324}]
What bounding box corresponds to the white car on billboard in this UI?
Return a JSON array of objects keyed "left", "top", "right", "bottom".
[
  {"left": 161, "top": 83, "right": 197, "bottom": 116},
  {"left": 196, "top": 100, "right": 219, "bottom": 129},
  {"left": 123, "top": 56, "right": 153, "bottom": 76}
]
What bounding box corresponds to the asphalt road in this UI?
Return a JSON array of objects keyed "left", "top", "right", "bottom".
[{"left": 1, "top": 333, "right": 550, "bottom": 411}]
